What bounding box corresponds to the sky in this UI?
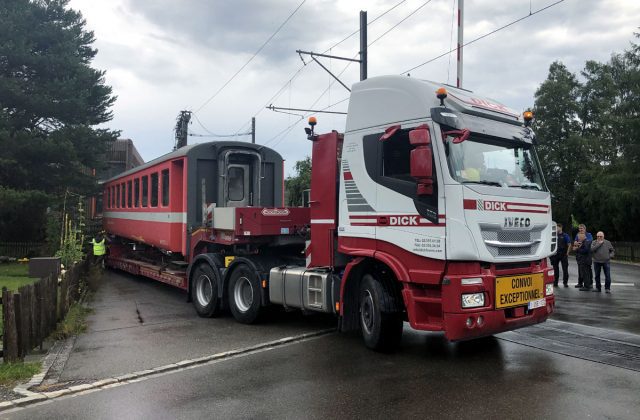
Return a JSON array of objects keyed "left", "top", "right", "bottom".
[{"left": 67, "top": 0, "right": 640, "bottom": 176}]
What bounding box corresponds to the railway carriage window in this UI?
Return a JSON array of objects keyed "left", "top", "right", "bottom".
[
  {"left": 105, "top": 188, "right": 110, "bottom": 209},
  {"left": 111, "top": 186, "right": 115, "bottom": 208},
  {"left": 228, "top": 167, "right": 244, "bottom": 201},
  {"left": 116, "top": 184, "right": 121, "bottom": 208},
  {"left": 134, "top": 178, "right": 140, "bottom": 207},
  {"left": 142, "top": 175, "right": 148, "bottom": 207},
  {"left": 127, "top": 180, "right": 132, "bottom": 208},
  {"left": 121, "top": 182, "right": 126, "bottom": 208},
  {"left": 151, "top": 173, "right": 159, "bottom": 207},
  {"left": 161, "top": 169, "right": 169, "bottom": 207}
]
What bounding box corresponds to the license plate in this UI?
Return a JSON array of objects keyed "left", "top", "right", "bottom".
[
  {"left": 495, "top": 273, "right": 544, "bottom": 309},
  {"left": 528, "top": 298, "right": 546, "bottom": 310}
]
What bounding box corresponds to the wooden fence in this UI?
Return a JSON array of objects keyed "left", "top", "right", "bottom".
[
  {"left": 2, "top": 259, "right": 86, "bottom": 363},
  {"left": 0, "top": 242, "right": 47, "bottom": 259}
]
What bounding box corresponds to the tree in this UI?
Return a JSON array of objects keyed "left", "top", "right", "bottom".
[
  {"left": 533, "top": 62, "right": 583, "bottom": 227},
  {"left": 285, "top": 157, "right": 311, "bottom": 206},
  {"left": 0, "top": 0, "right": 118, "bottom": 242},
  {"left": 533, "top": 33, "right": 640, "bottom": 240}
]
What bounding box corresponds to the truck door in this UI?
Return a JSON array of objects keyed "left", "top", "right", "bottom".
[{"left": 226, "top": 163, "right": 250, "bottom": 207}]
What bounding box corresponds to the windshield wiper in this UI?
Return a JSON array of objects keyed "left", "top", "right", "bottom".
[
  {"left": 509, "top": 184, "right": 542, "bottom": 191},
  {"left": 462, "top": 180, "right": 502, "bottom": 187}
]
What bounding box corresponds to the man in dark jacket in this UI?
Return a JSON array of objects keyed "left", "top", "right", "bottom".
[
  {"left": 591, "top": 231, "right": 615, "bottom": 293},
  {"left": 573, "top": 224, "right": 594, "bottom": 288},
  {"left": 550, "top": 223, "right": 571, "bottom": 287},
  {"left": 574, "top": 232, "right": 593, "bottom": 291}
]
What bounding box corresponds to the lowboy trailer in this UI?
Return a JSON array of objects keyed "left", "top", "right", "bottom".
[{"left": 102, "top": 76, "right": 557, "bottom": 351}]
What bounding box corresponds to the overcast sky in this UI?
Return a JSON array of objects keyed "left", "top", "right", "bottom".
[{"left": 68, "top": 0, "right": 639, "bottom": 176}]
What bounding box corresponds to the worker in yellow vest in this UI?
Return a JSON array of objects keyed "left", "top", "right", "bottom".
[{"left": 90, "top": 231, "right": 107, "bottom": 268}]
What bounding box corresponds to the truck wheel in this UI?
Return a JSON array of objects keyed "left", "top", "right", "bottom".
[
  {"left": 191, "top": 264, "right": 221, "bottom": 317},
  {"left": 360, "top": 274, "right": 403, "bottom": 352},
  {"left": 228, "top": 264, "right": 262, "bottom": 324}
]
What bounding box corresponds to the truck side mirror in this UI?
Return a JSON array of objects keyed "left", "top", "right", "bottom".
[{"left": 409, "top": 127, "right": 434, "bottom": 195}]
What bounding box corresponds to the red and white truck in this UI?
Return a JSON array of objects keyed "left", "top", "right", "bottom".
[{"left": 102, "top": 75, "right": 556, "bottom": 351}]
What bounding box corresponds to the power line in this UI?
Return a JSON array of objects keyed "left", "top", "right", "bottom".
[
  {"left": 322, "top": 0, "right": 408, "bottom": 53},
  {"left": 368, "top": 0, "right": 433, "bottom": 47},
  {"left": 235, "top": 0, "right": 410, "bottom": 136},
  {"left": 194, "top": 0, "right": 307, "bottom": 114},
  {"left": 401, "top": 0, "right": 566, "bottom": 75},
  {"left": 192, "top": 112, "right": 250, "bottom": 138}
]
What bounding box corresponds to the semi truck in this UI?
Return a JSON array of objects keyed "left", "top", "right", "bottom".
[{"left": 102, "top": 75, "right": 556, "bottom": 351}]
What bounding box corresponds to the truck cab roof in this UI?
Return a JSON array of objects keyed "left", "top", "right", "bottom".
[{"left": 346, "top": 75, "right": 522, "bottom": 133}]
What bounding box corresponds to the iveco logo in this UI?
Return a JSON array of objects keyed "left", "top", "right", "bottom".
[
  {"left": 504, "top": 217, "right": 531, "bottom": 228},
  {"left": 261, "top": 208, "right": 290, "bottom": 216}
]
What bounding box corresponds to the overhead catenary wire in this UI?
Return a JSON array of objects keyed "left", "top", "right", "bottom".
[
  {"left": 237, "top": 0, "right": 411, "bottom": 136},
  {"left": 368, "top": 0, "right": 433, "bottom": 47},
  {"left": 401, "top": 0, "right": 566, "bottom": 75},
  {"left": 193, "top": 0, "right": 307, "bottom": 115},
  {"left": 262, "top": 0, "right": 436, "bottom": 148}
]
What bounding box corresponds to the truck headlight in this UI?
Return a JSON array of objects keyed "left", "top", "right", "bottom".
[
  {"left": 545, "top": 283, "right": 554, "bottom": 296},
  {"left": 461, "top": 293, "right": 485, "bottom": 308}
]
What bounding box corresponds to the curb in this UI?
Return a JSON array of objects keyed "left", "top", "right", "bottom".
[{"left": 0, "top": 328, "right": 335, "bottom": 412}]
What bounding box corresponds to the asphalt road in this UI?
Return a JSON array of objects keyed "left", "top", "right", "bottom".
[{"left": 2, "top": 259, "right": 639, "bottom": 419}]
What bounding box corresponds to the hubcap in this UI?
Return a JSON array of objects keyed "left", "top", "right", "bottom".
[
  {"left": 196, "top": 274, "right": 213, "bottom": 306},
  {"left": 234, "top": 276, "right": 253, "bottom": 312},
  {"left": 361, "top": 290, "right": 374, "bottom": 334}
]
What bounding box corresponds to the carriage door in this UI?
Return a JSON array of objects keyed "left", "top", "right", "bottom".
[{"left": 226, "top": 164, "right": 250, "bottom": 207}]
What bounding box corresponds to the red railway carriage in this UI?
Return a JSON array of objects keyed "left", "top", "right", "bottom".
[{"left": 102, "top": 141, "right": 285, "bottom": 257}]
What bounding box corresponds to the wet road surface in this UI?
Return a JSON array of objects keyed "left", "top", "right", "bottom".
[{"left": 2, "top": 260, "right": 639, "bottom": 419}]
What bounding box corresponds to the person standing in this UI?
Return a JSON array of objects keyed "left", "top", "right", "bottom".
[
  {"left": 90, "top": 231, "right": 107, "bottom": 268},
  {"left": 591, "top": 231, "right": 615, "bottom": 293},
  {"left": 574, "top": 232, "right": 593, "bottom": 291},
  {"left": 551, "top": 223, "right": 571, "bottom": 287},
  {"left": 573, "top": 224, "right": 593, "bottom": 288}
]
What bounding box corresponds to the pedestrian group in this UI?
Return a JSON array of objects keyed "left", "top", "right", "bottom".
[{"left": 550, "top": 223, "right": 615, "bottom": 293}]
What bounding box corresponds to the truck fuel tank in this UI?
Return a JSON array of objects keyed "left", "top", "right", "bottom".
[{"left": 269, "top": 266, "right": 337, "bottom": 314}]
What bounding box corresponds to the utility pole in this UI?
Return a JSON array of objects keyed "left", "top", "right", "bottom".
[
  {"left": 360, "top": 10, "right": 367, "bottom": 81},
  {"left": 457, "top": 0, "right": 464, "bottom": 88},
  {"left": 251, "top": 117, "right": 256, "bottom": 144},
  {"left": 174, "top": 110, "right": 191, "bottom": 151}
]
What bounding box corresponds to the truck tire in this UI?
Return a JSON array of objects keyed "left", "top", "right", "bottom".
[
  {"left": 228, "top": 264, "right": 262, "bottom": 324},
  {"left": 191, "top": 264, "right": 221, "bottom": 318},
  {"left": 359, "top": 274, "right": 403, "bottom": 352}
]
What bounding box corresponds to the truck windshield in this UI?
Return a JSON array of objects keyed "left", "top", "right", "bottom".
[{"left": 444, "top": 133, "right": 545, "bottom": 191}]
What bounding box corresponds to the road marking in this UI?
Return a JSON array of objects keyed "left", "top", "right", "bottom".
[
  {"left": 609, "top": 283, "right": 635, "bottom": 286},
  {"left": 1, "top": 329, "right": 336, "bottom": 414}
]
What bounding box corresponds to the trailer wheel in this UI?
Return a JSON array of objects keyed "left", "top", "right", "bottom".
[
  {"left": 360, "top": 274, "right": 403, "bottom": 352},
  {"left": 228, "top": 264, "right": 262, "bottom": 324},
  {"left": 191, "top": 264, "right": 221, "bottom": 318}
]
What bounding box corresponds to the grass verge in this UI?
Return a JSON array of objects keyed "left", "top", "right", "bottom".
[
  {"left": 0, "top": 362, "right": 40, "bottom": 387},
  {"left": 52, "top": 303, "right": 92, "bottom": 340}
]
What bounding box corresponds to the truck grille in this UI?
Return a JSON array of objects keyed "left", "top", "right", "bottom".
[{"left": 480, "top": 224, "right": 545, "bottom": 258}]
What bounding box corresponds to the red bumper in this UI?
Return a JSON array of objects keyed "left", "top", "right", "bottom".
[
  {"left": 442, "top": 298, "right": 554, "bottom": 341},
  {"left": 402, "top": 260, "right": 555, "bottom": 341}
]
